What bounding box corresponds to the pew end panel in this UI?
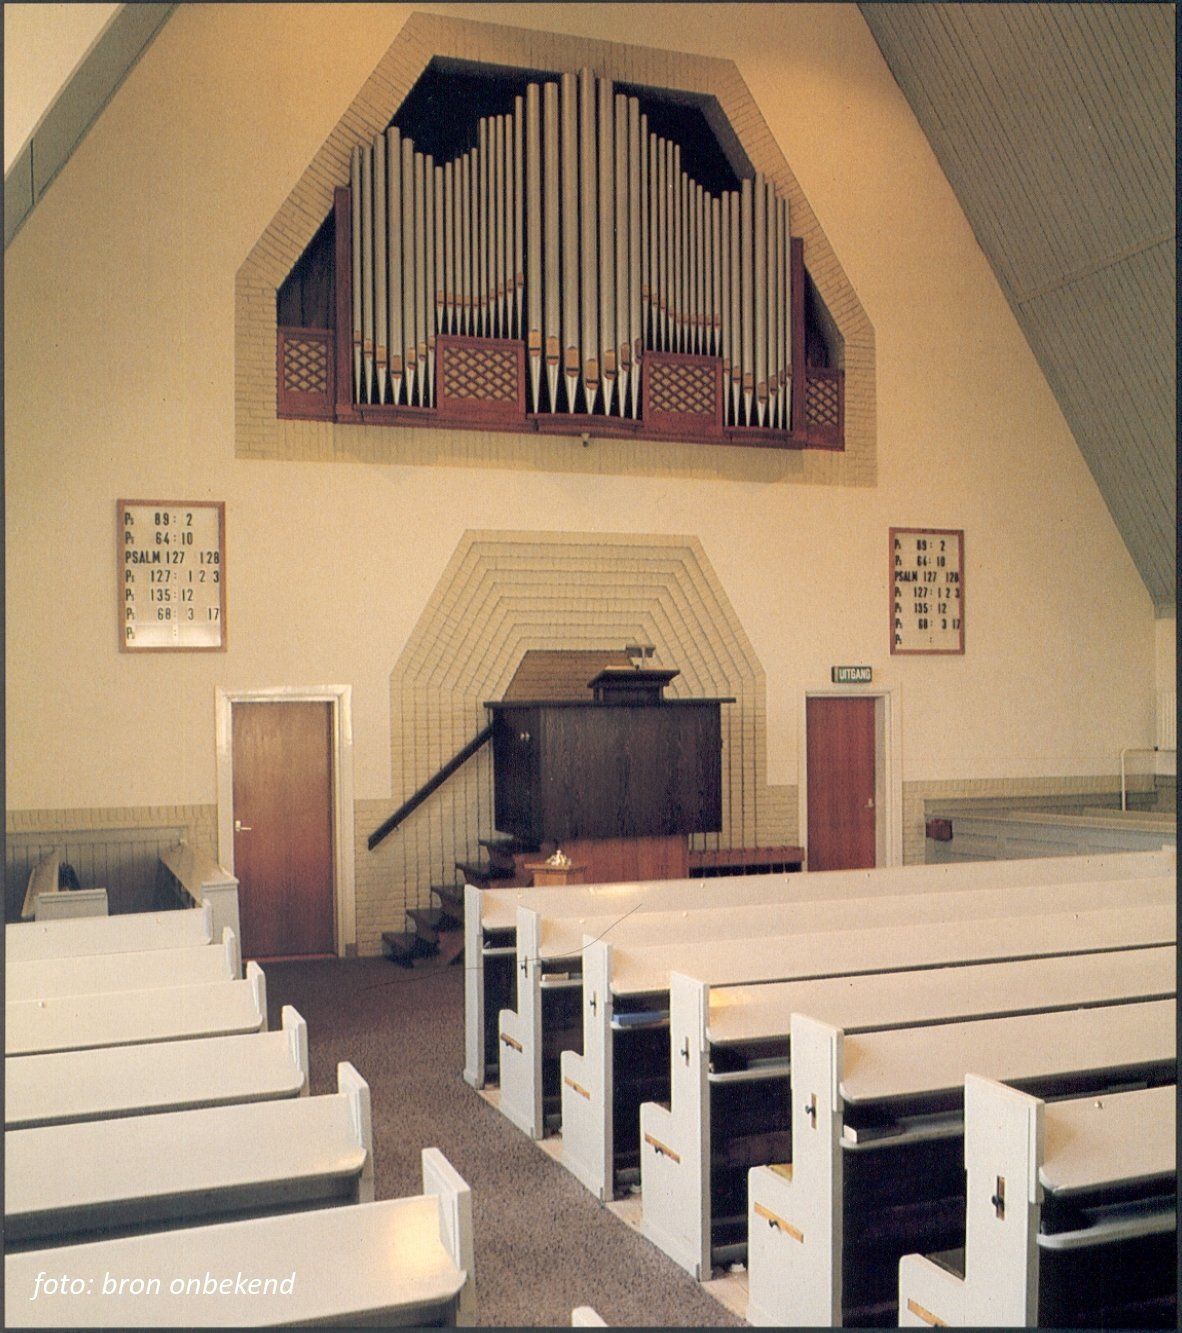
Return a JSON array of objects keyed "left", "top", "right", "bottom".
[
  {"left": 962, "top": 1075, "right": 1043, "bottom": 1325},
  {"left": 746, "top": 1014, "right": 844, "bottom": 1327},
  {"left": 572, "top": 1306, "right": 608, "bottom": 1325},
  {"left": 221, "top": 925, "right": 243, "bottom": 980},
  {"left": 160, "top": 841, "right": 240, "bottom": 944},
  {"left": 464, "top": 883, "right": 487, "bottom": 1088},
  {"left": 497, "top": 906, "right": 545, "bottom": 1137},
  {"left": 281, "top": 1004, "right": 310, "bottom": 1095},
  {"left": 247, "top": 959, "right": 268, "bottom": 1030},
  {"left": 639, "top": 971, "right": 712, "bottom": 1278},
  {"left": 898, "top": 1253, "right": 968, "bottom": 1327},
  {"left": 422, "top": 1147, "right": 477, "bottom": 1326},
  {"left": 896, "top": 1075, "right": 1043, "bottom": 1328},
  {"left": 559, "top": 940, "right": 614, "bottom": 1198},
  {"left": 339, "top": 1060, "right": 376, "bottom": 1202},
  {"left": 898, "top": 1075, "right": 1177, "bottom": 1328}
]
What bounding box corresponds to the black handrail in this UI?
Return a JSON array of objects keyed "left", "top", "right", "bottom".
[{"left": 367, "top": 723, "right": 494, "bottom": 850}]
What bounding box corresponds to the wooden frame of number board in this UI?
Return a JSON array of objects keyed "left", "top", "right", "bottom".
[
  {"left": 117, "top": 500, "right": 227, "bottom": 652},
  {"left": 889, "top": 527, "right": 964, "bottom": 655}
]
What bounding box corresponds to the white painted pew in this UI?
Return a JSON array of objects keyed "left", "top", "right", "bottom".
[
  {"left": 744, "top": 1000, "right": 1176, "bottom": 1327},
  {"left": 898, "top": 1078, "right": 1176, "bottom": 1328},
  {"left": 5, "top": 1005, "right": 308, "bottom": 1129},
  {"left": 463, "top": 848, "right": 1175, "bottom": 1090},
  {"left": 499, "top": 875, "right": 1173, "bottom": 1138},
  {"left": 557, "top": 902, "right": 1175, "bottom": 1206},
  {"left": 6, "top": 960, "right": 268, "bottom": 1056},
  {"left": 159, "top": 841, "right": 240, "bottom": 947},
  {"left": 638, "top": 946, "right": 1176, "bottom": 1279},
  {"left": 5, "top": 927, "right": 241, "bottom": 1003},
  {"left": 5, "top": 903, "right": 213, "bottom": 961},
  {"left": 5, "top": 1147, "right": 475, "bottom": 1326},
  {"left": 5, "top": 1061, "right": 373, "bottom": 1250}
]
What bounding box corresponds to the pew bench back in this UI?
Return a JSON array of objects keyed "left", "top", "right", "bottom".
[
  {"left": 5, "top": 960, "right": 268, "bottom": 1056},
  {"left": 4, "top": 1062, "right": 373, "bottom": 1250},
  {"left": 5, "top": 928, "right": 241, "bottom": 1003},
  {"left": 5, "top": 904, "right": 213, "bottom": 961},
  {"left": 5, "top": 1004, "right": 308, "bottom": 1129},
  {"left": 4, "top": 1147, "right": 473, "bottom": 1327}
]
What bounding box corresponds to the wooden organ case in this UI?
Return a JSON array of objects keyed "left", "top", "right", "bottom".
[{"left": 276, "top": 61, "right": 844, "bottom": 450}]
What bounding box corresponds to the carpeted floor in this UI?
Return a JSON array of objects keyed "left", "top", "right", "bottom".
[{"left": 263, "top": 956, "right": 743, "bottom": 1329}]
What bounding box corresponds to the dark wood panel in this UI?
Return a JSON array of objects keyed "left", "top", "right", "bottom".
[
  {"left": 491, "top": 701, "right": 723, "bottom": 843},
  {"left": 232, "top": 701, "right": 335, "bottom": 957},
  {"left": 563, "top": 835, "right": 689, "bottom": 884}
]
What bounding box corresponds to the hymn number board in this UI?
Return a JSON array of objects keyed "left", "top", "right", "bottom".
[
  {"left": 119, "top": 501, "right": 225, "bottom": 651},
  {"left": 890, "top": 527, "right": 964, "bottom": 655}
]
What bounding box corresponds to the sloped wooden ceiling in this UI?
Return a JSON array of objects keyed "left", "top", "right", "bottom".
[{"left": 860, "top": 2, "right": 1175, "bottom": 615}]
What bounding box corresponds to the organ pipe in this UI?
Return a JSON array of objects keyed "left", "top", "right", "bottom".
[
  {"left": 400, "top": 136, "right": 416, "bottom": 406},
  {"left": 373, "top": 136, "right": 387, "bottom": 404},
  {"left": 513, "top": 96, "right": 524, "bottom": 340},
  {"left": 542, "top": 82, "right": 560, "bottom": 413},
  {"left": 560, "top": 72, "right": 579, "bottom": 412},
  {"left": 525, "top": 84, "right": 543, "bottom": 410},
  {"left": 387, "top": 128, "right": 403, "bottom": 405},
  {"left": 350, "top": 147, "right": 362, "bottom": 399},
  {"left": 598, "top": 77, "right": 615, "bottom": 417},
  {"left": 347, "top": 72, "right": 797, "bottom": 425}
]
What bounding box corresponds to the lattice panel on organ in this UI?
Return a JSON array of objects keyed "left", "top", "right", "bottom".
[
  {"left": 283, "top": 337, "right": 330, "bottom": 395},
  {"left": 436, "top": 336, "right": 525, "bottom": 421},
  {"left": 648, "top": 361, "right": 716, "bottom": 419},
  {"left": 643, "top": 353, "right": 723, "bottom": 436},
  {"left": 805, "top": 371, "right": 841, "bottom": 429},
  {"left": 441, "top": 344, "right": 518, "bottom": 400}
]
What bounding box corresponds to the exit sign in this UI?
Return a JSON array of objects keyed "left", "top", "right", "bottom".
[{"left": 832, "top": 665, "right": 872, "bottom": 684}]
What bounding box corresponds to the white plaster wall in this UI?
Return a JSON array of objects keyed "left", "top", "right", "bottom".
[{"left": 5, "top": 2, "right": 1156, "bottom": 811}]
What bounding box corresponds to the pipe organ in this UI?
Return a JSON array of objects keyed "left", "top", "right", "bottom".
[{"left": 280, "top": 65, "right": 843, "bottom": 447}]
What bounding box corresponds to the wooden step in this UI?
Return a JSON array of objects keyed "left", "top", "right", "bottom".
[
  {"left": 407, "top": 907, "right": 451, "bottom": 941},
  {"left": 479, "top": 836, "right": 539, "bottom": 871},
  {"left": 381, "top": 930, "right": 439, "bottom": 968},
  {"left": 430, "top": 884, "right": 465, "bottom": 924},
  {"left": 455, "top": 859, "right": 517, "bottom": 887}
]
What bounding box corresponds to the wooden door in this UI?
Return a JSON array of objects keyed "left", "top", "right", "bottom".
[
  {"left": 806, "top": 696, "right": 877, "bottom": 871},
  {"left": 231, "top": 701, "right": 335, "bottom": 958}
]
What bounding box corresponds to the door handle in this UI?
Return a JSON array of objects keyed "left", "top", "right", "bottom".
[
  {"left": 235, "top": 819, "right": 253, "bottom": 832},
  {"left": 865, "top": 798, "right": 875, "bottom": 810}
]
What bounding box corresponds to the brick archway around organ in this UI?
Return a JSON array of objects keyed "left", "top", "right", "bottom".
[{"left": 235, "top": 11, "right": 876, "bottom": 486}]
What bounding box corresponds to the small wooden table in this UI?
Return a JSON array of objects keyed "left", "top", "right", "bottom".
[{"left": 525, "top": 861, "right": 588, "bottom": 887}]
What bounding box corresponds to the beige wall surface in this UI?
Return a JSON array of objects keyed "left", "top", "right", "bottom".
[
  {"left": 5, "top": 2, "right": 1156, "bottom": 816},
  {"left": 3, "top": 1, "right": 118, "bottom": 169}
]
